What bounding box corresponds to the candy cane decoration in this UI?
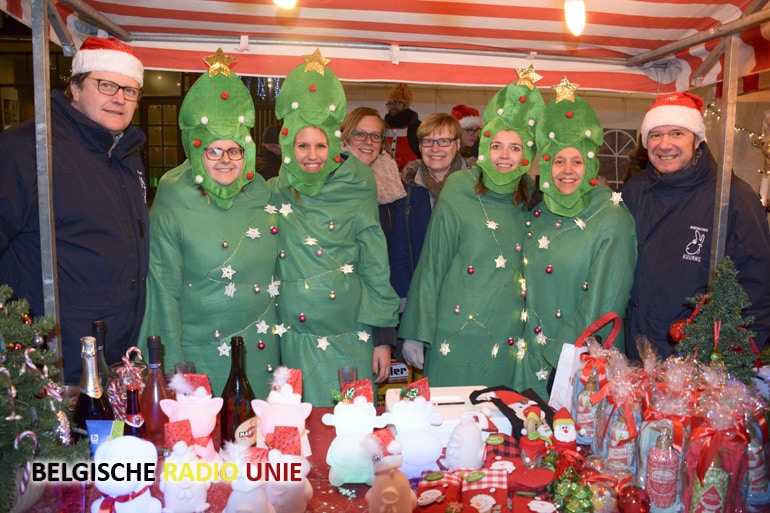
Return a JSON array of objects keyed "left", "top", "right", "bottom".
[
  {"left": 22, "top": 347, "right": 62, "bottom": 402},
  {"left": 14, "top": 431, "right": 38, "bottom": 496}
]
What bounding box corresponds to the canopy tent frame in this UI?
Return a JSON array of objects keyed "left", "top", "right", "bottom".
[{"left": 20, "top": 1, "right": 768, "bottom": 379}]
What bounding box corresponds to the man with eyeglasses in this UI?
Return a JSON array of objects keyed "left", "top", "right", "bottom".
[
  {"left": 0, "top": 37, "right": 149, "bottom": 384},
  {"left": 450, "top": 104, "right": 482, "bottom": 159},
  {"left": 384, "top": 83, "right": 421, "bottom": 169}
]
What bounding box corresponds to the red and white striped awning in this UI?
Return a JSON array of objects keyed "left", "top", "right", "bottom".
[{"left": 3, "top": 0, "right": 770, "bottom": 94}]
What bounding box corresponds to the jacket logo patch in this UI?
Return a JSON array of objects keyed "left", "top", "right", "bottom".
[{"left": 683, "top": 225, "right": 708, "bottom": 262}]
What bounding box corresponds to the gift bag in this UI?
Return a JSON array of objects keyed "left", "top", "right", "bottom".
[
  {"left": 548, "top": 311, "right": 620, "bottom": 412},
  {"left": 469, "top": 386, "right": 554, "bottom": 442}
]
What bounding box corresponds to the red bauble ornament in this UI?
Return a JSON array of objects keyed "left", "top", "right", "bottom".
[
  {"left": 522, "top": 159, "right": 529, "bottom": 166},
  {"left": 258, "top": 341, "right": 265, "bottom": 350},
  {"left": 281, "top": 128, "right": 289, "bottom": 136},
  {"left": 334, "top": 155, "right": 341, "bottom": 163},
  {"left": 617, "top": 485, "right": 650, "bottom": 513},
  {"left": 193, "top": 139, "right": 201, "bottom": 147},
  {"left": 589, "top": 178, "right": 597, "bottom": 186},
  {"left": 484, "top": 130, "right": 491, "bottom": 137},
  {"left": 519, "top": 95, "right": 526, "bottom": 103},
  {"left": 566, "top": 111, "right": 573, "bottom": 118},
  {"left": 309, "top": 84, "right": 317, "bottom": 92},
  {"left": 221, "top": 91, "right": 229, "bottom": 100},
  {"left": 270, "top": 226, "right": 278, "bottom": 235},
  {"left": 543, "top": 154, "right": 550, "bottom": 161},
  {"left": 246, "top": 171, "right": 254, "bottom": 180},
  {"left": 669, "top": 319, "right": 688, "bottom": 343}
]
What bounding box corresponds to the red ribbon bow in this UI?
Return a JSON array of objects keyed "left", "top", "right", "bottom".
[{"left": 98, "top": 486, "right": 149, "bottom": 513}]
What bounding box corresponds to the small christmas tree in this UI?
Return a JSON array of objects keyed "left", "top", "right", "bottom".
[
  {"left": 678, "top": 257, "right": 757, "bottom": 384},
  {"left": 0, "top": 284, "right": 88, "bottom": 512}
]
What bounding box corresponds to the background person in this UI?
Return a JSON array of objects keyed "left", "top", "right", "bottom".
[
  {"left": 0, "top": 37, "right": 148, "bottom": 384},
  {"left": 270, "top": 51, "right": 400, "bottom": 406},
  {"left": 398, "top": 73, "right": 544, "bottom": 388},
  {"left": 137, "top": 50, "right": 280, "bottom": 396},
  {"left": 384, "top": 83, "right": 421, "bottom": 169},
  {"left": 341, "top": 107, "right": 406, "bottom": 241},
  {"left": 623, "top": 91, "right": 770, "bottom": 359},
  {"left": 256, "top": 124, "right": 282, "bottom": 180},
  {"left": 451, "top": 104, "right": 482, "bottom": 159},
  {"left": 388, "top": 113, "right": 472, "bottom": 312}
]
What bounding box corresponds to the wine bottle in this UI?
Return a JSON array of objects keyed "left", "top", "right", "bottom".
[
  {"left": 123, "top": 376, "right": 146, "bottom": 438},
  {"left": 140, "top": 335, "right": 171, "bottom": 447},
  {"left": 92, "top": 320, "right": 111, "bottom": 390},
  {"left": 220, "top": 336, "right": 257, "bottom": 446},
  {"left": 72, "top": 336, "right": 115, "bottom": 442}
]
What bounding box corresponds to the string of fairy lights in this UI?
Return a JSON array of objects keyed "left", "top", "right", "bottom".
[{"left": 703, "top": 102, "right": 770, "bottom": 179}]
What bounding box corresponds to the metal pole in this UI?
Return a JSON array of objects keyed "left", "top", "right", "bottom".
[
  {"left": 711, "top": 34, "right": 741, "bottom": 270},
  {"left": 31, "top": 0, "right": 62, "bottom": 377}
]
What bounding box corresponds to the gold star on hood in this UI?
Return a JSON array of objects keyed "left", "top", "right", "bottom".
[
  {"left": 516, "top": 64, "right": 543, "bottom": 90},
  {"left": 303, "top": 49, "right": 331, "bottom": 76},
  {"left": 552, "top": 76, "right": 580, "bottom": 103},
  {"left": 203, "top": 48, "right": 236, "bottom": 77}
]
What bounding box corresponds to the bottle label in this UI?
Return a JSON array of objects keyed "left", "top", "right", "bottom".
[
  {"left": 748, "top": 439, "right": 770, "bottom": 494},
  {"left": 125, "top": 413, "right": 145, "bottom": 428},
  {"left": 233, "top": 417, "right": 259, "bottom": 446},
  {"left": 691, "top": 467, "right": 728, "bottom": 512},
  {"left": 607, "top": 420, "right": 632, "bottom": 468},
  {"left": 576, "top": 391, "right": 598, "bottom": 438},
  {"left": 646, "top": 449, "right": 678, "bottom": 508}
]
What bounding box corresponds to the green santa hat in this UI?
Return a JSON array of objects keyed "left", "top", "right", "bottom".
[
  {"left": 476, "top": 65, "right": 545, "bottom": 194},
  {"left": 179, "top": 48, "right": 257, "bottom": 210},
  {"left": 536, "top": 77, "right": 604, "bottom": 217},
  {"left": 276, "top": 49, "right": 346, "bottom": 197}
]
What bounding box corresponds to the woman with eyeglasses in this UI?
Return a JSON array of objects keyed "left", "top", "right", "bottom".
[
  {"left": 340, "top": 107, "right": 406, "bottom": 241},
  {"left": 137, "top": 51, "right": 281, "bottom": 397},
  {"left": 389, "top": 113, "right": 471, "bottom": 315}
]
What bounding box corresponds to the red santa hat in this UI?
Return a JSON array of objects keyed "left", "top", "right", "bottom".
[
  {"left": 552, "top": 407, "right": 574, "bottom": 426},
  {"left": 640, "top": 91, "right": 706, "bottom": 148},
  {"left": 71, "top": 37, "right": 144, "bottom": 87},
  {"left": 451, "top": 104, "right": 482, "bottom": 129}
]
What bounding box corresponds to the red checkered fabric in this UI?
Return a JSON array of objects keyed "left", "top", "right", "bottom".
[
  {"left": 415, "top": 470, "right": 463, "bottom": 513},
  {"left": 457, "top": 467, "right": 511, "bottom": 513}
]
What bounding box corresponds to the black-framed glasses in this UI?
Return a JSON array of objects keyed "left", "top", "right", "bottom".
[
  {"left": 419, "top": 137, "right": 456, "bottom": 148},
  {"left": 203, "top": 147, "right": 245, "bottom": 161},
  {"left": 463, "top": 128, "right": 481, "bottom": 135},
  {"left": 385, "top": 100, "right": 405, "bottom": 107},
  {"left": 350, "top": 130, "right": 384, "bottom": 143},
  {"left": 88, "top": 78, "right": 143, "bottom": 101}
]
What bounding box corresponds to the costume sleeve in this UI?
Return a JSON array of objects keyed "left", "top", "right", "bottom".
[
  {"left": 137, "top": 186, "right": 186, "bottom": 368},
  {"left": 398, "top": 193, "right": 459, "bottom": 346},
  {"left": 355, "top": 183, "right": 400, "bottom": 328},
  {"left": 728, "top": 180, "right": 770, "bottom": 348},
  {"left": 543, "top": 207, "right": 638, "bottom": 367}
]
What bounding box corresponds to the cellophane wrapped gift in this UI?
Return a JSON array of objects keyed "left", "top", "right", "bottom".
[
  {"left": 593, "top": 351, "right": 643, "bottom": 475},
  {"left": 682, "top": 380, "right": 749, "bottom": 513},
  {"left": 637, "top": 356, "right": 699, "bottom": 513}
]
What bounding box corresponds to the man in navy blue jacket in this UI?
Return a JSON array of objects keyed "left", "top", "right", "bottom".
[
  {"left": 0, "top": 37, "right": 149, "bottom": 384},
  {"left": 623, "top": 92, "right": 770, "bottom": 361}
]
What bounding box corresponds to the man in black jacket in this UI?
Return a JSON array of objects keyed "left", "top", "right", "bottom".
[
  {"left": 384, "top": 83, "right": 421, "bottom": 169},
  {"left": 0, "top": 37, "right": 149, "bottom": 384},
  {"left": 623, "top": 92, "right": 770, "bottom": 360}
]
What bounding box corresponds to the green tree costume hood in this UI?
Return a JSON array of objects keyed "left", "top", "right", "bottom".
[
  {"left": 476, "top": 65, "right": 545, "bottom": 195},
  {"left": 276, "top": 49, "right": 346, "bottom": 197},
  {"left": 179, "top": 49, "right": 257, "bottom": 210},
  {"left": 536, "top": 77, "right": 604, "bottom": 217}
]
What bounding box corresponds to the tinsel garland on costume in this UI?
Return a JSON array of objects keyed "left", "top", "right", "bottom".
[
  {"left": 675, "top": 257, "right": 758, "bottom": 384},
  {"left": 0, "top": 284, "right": 88, "bottom": 512}
]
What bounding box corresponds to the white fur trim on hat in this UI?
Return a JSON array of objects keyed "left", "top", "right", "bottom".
[
  {"left": 459, "top": 116, "right": 482, "bottom": 129},
  {"left": 72, "top": 48, "right": 144, "bottom": 87},
  {"left": 640, "top": 104, "right": 706, "bottom": 148}
]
